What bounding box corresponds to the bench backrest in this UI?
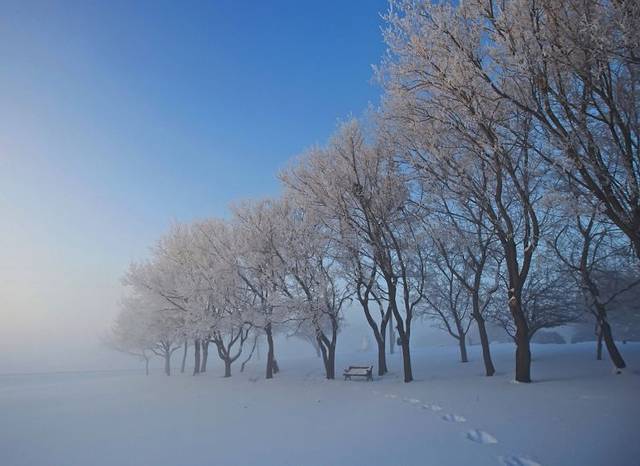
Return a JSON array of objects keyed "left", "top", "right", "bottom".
[{"left": 344, "top": 366, "right": 373, "bottom": 375}]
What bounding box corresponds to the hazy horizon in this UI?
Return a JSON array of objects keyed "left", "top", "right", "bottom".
[{"left": 0, "top": 0, "right": 387, "bottom": 373}]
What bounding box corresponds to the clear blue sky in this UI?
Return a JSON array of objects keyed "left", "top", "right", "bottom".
[{"left": 0, "top": 0, "right": 388, "bottom": 372}]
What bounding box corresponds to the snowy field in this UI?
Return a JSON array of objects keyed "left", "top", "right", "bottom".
[{"left": 1, "top": 342, "right": 639, "bottom": 466}]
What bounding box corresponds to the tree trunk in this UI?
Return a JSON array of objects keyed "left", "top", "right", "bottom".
[
  {"left": 224, "top": 359, "right": 232, "bottom": 378},
  {"left": 509, "top": 290, "right": 531, "bottom": 383},
  {"left": 144, "top": 356, "right": 149, "bottom": 376},
  {"left": 458, "top": 336, "right": 468, "bottom": 363},
  {"left": 180, "top": 341, "right": 188, "bottom": 373},
  {"left": 265, "top": 323, "right": 275, "bottom": 379},
  {"left": 388, "top": 281, "right": 412, "bottom": 382},
  {"left": 399, "top": 335, "right": 412, "bottom": 382},
  {"left": 318, "top": 338, "right": 336, "bottom": 380},
  {"left": 475, "top": 315, "right": 495, "bottom": 376},
  {"left": 454, "top": 318, "right": 468, "bottom": 363},
  {"left": 388, "top": 313, "right": 395, "bottom": 354},
  {"left": 359, "top": 298, "right": 388, "bottom": 376},
  {"left": 200, "top": 340, "right": 209, "bottom": 373},
  {"left": 600, "top": 320, "right": 625, "bottom": 369},
  {"left": 324, "top": 345, "right": 336, "bottom": 379},
  {"left": 193, "top": 339, "right": 201, "bottom": 376},
  {"left": 596, "top": 324, "right": 603, "bottom": 361},
  {"left": 514, "top": 328, "right": 531, "bottom": 383},
  {"left": 164, "top": 352, "right": 171, "bottom": 376},
  {"left": 377, "top": 340, "right": 387, "bottom": 376}
]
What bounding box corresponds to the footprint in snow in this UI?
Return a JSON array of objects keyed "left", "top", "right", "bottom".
[
  {"left": 402, "top": 397, "right": 421, "bottom": 404},
  {"left": 499, "top": 456, "right": 542, "bottom": 466},
  {"left": 441, "top": 414, "right": 467, "bottom": 423},
  {"left": 465, "top": 429, "right": 498, "bottom": 444},
  {"left": 422, "top": 403, "right": 443, "bottom": 412}
]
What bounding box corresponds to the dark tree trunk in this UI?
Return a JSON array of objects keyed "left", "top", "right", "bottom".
[
  {"left": 388, "top": 313, "right": 395, "bottom": 354},
  {"left": 596, "top": 324, "right": 603, "bottom": 360},
  {"left": 164, "top": 352, "right": 171, "bottom": 376},
  {"left": 391, "top": 299, "right": 412, "bottom": 382},
  {"left": 514, "top": 327, "right": 531, "bottom": 383},
  {"left": 454, "top": 319, "right": 468, "bottom": 363},
  {"left": 508, "top": 289, "right": 531, "bottom": 383},
  {"left": 144, "top": 356, "right": 149, "bottom": 376},
  {"left": 265, "top": 323, "right": 275, "bottom": 379},
  {"left": 328, "top": 346, "right": 335, "bottom": 379},
  {"left": 475, "top": 315, "right": 495, "bottom": 376},
  {"left": 224, "top": 359, "right": 232, "bottom": 378},
  {"left": 458, "top": 336, "right": 468, "bottom": 363},
  {"left": 387, "top": 280, "right": 412, "bottom": 382},
  {"left": 600, "top": 320, "right": 625, "bottom": 369},
  {"left": 193, "top": 339, "right": 201, "bottom": 376},
  {"left": 180, "top": 341, "right": 188, "bottom": 373},
  {"left": 318, "top": 337, "right": 336, "bottom": 380},
  {"left": 399, "top": 335, "right": 412, "bottom": 382},
  {"left": 358, "top": 293, "right": 390, "bottom": 376},
  {"left": 201, "top": 340, "right": 209, "bottom": 373},
  {"left": 377, "top": 341, "right": 387, "bottom": 376}
]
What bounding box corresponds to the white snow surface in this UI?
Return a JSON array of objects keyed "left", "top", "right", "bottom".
[{"left": 1, "top": 342, "right": 639, "bottom": 466}]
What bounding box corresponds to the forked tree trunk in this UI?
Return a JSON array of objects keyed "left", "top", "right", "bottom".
[
  {"left": 319, "top": 344, "right": 336, "bottom": 379},
  {"left": 224, "top": 359, "right": 232, "bottom": 378},
  {"left": 200, "top": 340, "right": 209, "bottom": 373},
  {"left": 361, "top": 301, "right": 388, "bottom": 376},
  {"left": 181, "top": 341, "right": 188, "bottom": 373},
  {"left": 193, "top": 339, "right": 201, "bottom": 376},
  {"left": 390, "top": 295, "right": 412, "bottom": 383},
  {"left": 454, "top": 319, "right": 468, "bottom": 363},
  {"left": 318, "top": 337, "right": 336, "bottom": 380}
]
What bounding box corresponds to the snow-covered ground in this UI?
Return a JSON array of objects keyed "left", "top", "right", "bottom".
[{"left": 1, "top": 342, "right": 638, "bottom": 466}]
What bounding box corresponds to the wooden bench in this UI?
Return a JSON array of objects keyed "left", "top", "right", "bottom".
[{"left": 343, "top": 365, "right": 373, "bottom": 381}]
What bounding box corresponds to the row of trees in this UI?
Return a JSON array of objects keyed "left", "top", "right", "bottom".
[{"left": 110, "top": 0, "right": 639, "bottom": 383}]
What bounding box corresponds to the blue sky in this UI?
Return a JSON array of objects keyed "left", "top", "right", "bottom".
[{"left": 0, "top": 0, "right": 388, "bottom": 372}]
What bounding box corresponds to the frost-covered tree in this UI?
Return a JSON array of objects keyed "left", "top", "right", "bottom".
[
  {"left": 380, "top": 1, "right": 558, "bottom": 382},
  {"left": 383, "top": 0, "right": 640, "bottom": 259},
  {"left": 282, "top": 120, "right": 427, "bottom": 382},
  {"left": 230, "top": 201, "right": 292, "bottom": 379},
  {"left": 422, "top": 235, "right": 475, "bottom": 364},
  {"left": 107, "top": 296, "right": 157, "bottom": 375},
  {"left": 552, "top": 201, "right": 640, "bottom": 369},
  {"left": 259, "top": 197, "right": 350, "bottom": 380}
]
